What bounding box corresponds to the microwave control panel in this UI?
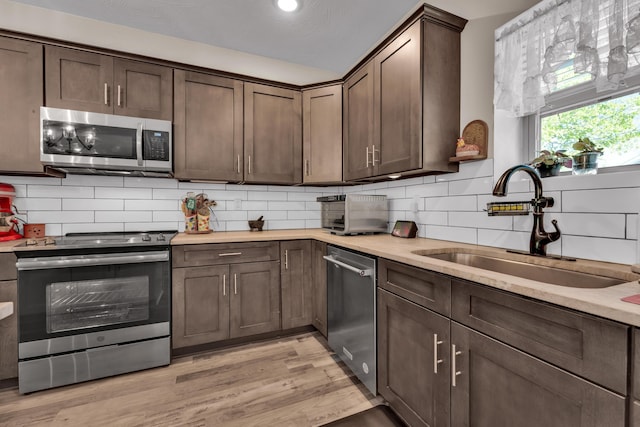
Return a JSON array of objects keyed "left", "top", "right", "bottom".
[{"left": 142, "top": 130, "right": 170, "bottom": 161}]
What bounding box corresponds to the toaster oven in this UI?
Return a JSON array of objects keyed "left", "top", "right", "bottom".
[{"left": 317, "top": 194, "right": 388, "bottom": 235}]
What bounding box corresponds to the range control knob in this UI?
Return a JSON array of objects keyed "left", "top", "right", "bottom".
[
  {"left": 141, "top": 234, "right": 151, "bottom": 242},
  {"left": 157, "top": 234, "right": 166, "bottom": 241}
]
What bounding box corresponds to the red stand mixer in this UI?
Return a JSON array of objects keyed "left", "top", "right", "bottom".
[{"left": 0, "top": 183, "right": 22, "bottom": 241}]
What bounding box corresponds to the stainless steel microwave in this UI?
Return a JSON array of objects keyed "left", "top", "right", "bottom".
[
  {"left": 40, "top": 107, "right": 172, "bottom": 176},
  {"left": 317, "top": 194, "right": 388, "bottom": 235}
]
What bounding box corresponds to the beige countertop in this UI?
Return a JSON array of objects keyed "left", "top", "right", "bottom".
[
  {"left": 6, "top": 230, "right": 640, "bottom": 326},
  {"left": 174, "top": 229, "right": 640, "bottom": 327},
  {"left": 0, "top": 302, "right": 13, "bottom": 320}
]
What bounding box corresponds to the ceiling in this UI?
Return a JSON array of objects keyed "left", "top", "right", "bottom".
[{"left": 8, "top": 0, "right": 540, "bottom": 75}]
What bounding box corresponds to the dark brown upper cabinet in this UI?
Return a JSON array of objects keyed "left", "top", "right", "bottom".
[
  {"left": 244, "top": 83, "right": 302, "bottom": 185},
  {"left": 302, "top": 84, "right": 343, "bottom": 184},
  {"left": 45, "top": 45, "right": 172, "bottom": 120},
  {"left": 344, "top": 8, "right": 467, "bottom": 181},
  {"left": 173, "top": 70, "right": 244, "bottom": 181},
  {"left": 0, "top": 37, "right": 44, "bottom": 174}
]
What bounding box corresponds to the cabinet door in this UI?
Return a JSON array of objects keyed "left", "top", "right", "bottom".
[
  {"left": 378, "top": 288, "right": 450, "bottom": 427},
  {"left": 311, "top": 240, "right": 328, "bottom": 337},
  {"left": 0, "top": 279, "right": 17, "bottom": 380},
  {"left": 0, "top": 37, "right": 43, "bottom": 174},
  {"left": 450, "top": 322, "right": 625, "bottom": 427},
  {"left": 302, "top": 85, "right": 342, "bottom": 184},
  {"left": 45, "top": 45, "right": 113, "bottom": 114},
  {"left": 374, "top": 19, "right": 422, "bottom": 176},
  {"left": 281, "top": 240, "right": 312, "bottom": 329},
  {"left": 244, "top": 83, "right": 302, "bottom": 184},
  {"left": 172, "top": 265, "right": 230, "bottom": 349},
  {"left": 343, "top": 61, "right": 375, "bottom": 181},
  {"left": 113, "top": 58, "right": 172, "bottom": 120},
  {"left": 230, "top": 261, "right": 281, "bottom": 338},
  {"left": 173, "top": 70, "right": 244, "bottom": 181}
]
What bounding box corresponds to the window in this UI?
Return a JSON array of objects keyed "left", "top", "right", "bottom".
[{"left": 537, "top": 85, "right": 640, "bottom": 170}]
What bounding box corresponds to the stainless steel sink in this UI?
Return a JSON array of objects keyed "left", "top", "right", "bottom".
[{"left": 413, "top": 250, "right": 625, "bottom": 288}]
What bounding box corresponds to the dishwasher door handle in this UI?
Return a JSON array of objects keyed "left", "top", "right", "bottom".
[{"left": 323, "top": 255, "right": 372, "bottom": 277}]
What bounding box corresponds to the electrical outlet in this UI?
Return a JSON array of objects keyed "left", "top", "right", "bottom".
[{"left": 233, "top": 199, "right": 242, "bottom": 210}]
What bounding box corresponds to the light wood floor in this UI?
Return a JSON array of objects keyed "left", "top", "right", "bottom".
[{"left": 0, "top": 332, "right": 380, "bottom": 426}]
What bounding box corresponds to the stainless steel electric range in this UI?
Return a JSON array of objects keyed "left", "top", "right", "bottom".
[{"left": 14, "top": 230, "right": 176, "bottom": 394}]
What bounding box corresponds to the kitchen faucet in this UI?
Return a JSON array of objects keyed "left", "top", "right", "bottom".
[{"left": 492, "top": 164, "right": 561, "bottom": 256}]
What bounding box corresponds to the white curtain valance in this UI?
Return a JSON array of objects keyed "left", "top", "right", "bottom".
[{"left": 494, "top": 0, "right": 640, "bottom": 117}]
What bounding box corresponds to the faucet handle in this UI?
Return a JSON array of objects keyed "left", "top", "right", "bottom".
[
  {"left": 532, "top": 196, "right": 554, "bottom": 209},
  {"left": 549, "top": 219, "right": 561, "bottom": 241}
]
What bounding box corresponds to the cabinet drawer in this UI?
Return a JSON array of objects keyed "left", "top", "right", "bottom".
[
  {"left": 172, "top": 242, "right": 279, "bottom": 267},
  {"left": 452, "top": 279, "right": 628, "bottom": 394},
  {"left": 0, "top": 253, "right": 16, "bottom": 281},
  {"left": 378, "top": 258, "right": 450, "bottom": 316}
]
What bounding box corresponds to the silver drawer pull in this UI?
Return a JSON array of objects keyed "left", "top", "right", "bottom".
[
  {"left": 433, "top": 334, "right": 444, "bottom": 374},
  {"left": 104, "top": 83, "right": 109, "bottom": 105},
  {"left": 451, "top": 344, "right": 462, "bottom": 387},
  {"left": 223, "top": 274, "right": 226, "bottom": 296},
  {"left": 234, "top": 273, "right": 238, "bottom": 295},
  {"left": 218, "top": 252, "right": 242, "bottom": 257},
  {"left": 323, "top": 255, "right": 372, "bottom": 277}
]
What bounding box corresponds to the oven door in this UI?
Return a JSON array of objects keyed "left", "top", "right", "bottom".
[{"left": 17, "top": 250, "right": 170, "bottom": 359}]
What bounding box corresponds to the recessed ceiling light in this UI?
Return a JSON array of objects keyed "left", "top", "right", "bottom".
[{"left": 277, "top": 0, "right": 299, "bottom": 12}]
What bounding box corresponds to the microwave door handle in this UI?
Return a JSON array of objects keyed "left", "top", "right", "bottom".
[{"left": 136, "top": 122, "right": 144, "bottom": 167}]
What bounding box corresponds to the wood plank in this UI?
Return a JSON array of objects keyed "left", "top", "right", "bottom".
[{"left": 0, "top": 332, "right": 377, "bottom": 426}]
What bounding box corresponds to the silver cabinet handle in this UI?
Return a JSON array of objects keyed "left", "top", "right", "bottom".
[
  {"left": 305, "top": 159, "right": 310, "bottom": 176},
  {"left": 434, "top": 334, "right": 444, "bottom": 374},
  {"left": 372, "top": 144, "right": 378, "bottom": 166},
  {"left": 366, "top": 146, "right": 371, "bottom": 167},
  {"left": 223, "top": 274, "right": 226, "bottom": 296},
  {"left": 104, "top": 83, "right": 108, "bottom": 105},
  {"left": 218, "top": 252, "right": 242, "bottom": 257},
  {"left": 284, "top": 250, "right": 289, "bottom": 270},
  {"left": 248, "top": 155, "right": 252, "bottom": 174},
  {"left": 234, "top": 273, "right": 238, "bottom": 295},
  {"left": 237, "top": 155, "right": 241, "bottom": 173},
  {"left": 451, "top": 344, "right": 462, "bottom": 387},
  {"left": 117, "top": 85, "right": 121, "bottom": 107},
  {"left": 323, "top": 255, "right": 372, "bottom": 277}
]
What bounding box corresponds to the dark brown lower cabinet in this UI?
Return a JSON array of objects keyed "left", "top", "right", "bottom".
[
  {"left": 280, "top": 240, "right": 312, "bottom": 330},
  {"left": 311, "top": 241, "right": 327, "bottom": 337},
  {"left": 172, "top": 261, "right": 280, "bottom": 349},
  {"left": 229, "top": 261, "right": 281, "bottom": 338},
  {"left": 450, "top": 322, "right": 625, "bottom": 427},
  {"left": 378, "top": 288, "right": 450, "bottom": 427}
]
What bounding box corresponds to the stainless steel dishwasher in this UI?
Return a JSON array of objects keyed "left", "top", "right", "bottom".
[{"left": 324, "top": 245, "right": 376, "bottom": 394}]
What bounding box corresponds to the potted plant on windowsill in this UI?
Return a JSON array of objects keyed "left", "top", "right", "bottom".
[
  {"left": 529, "top": 150, "right": 571, "bottom": 177},
  {"left": 572, "top": 137, "right": 603, "bottom": 175}
]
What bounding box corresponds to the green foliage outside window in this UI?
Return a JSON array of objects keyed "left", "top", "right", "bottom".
[{"left": 540, "top": 92, "right": 640, "bottom": 167}]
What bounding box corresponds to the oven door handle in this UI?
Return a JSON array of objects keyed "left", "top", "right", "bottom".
[
  {"left": 16, "top": 251, "right": 169, "bottom": 271},
  {"left": 323, "top": 255, "right": 372, "bottom": 277}
]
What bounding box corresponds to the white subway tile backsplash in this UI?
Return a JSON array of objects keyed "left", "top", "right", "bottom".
[
  {"left": 63, "top": 223, "right": 123, "bottom": 234},
  {"left": 449, "top": 211, "right": 512, "bottom": 230},
  {"left": 152, "top": 211, "right": 183, "bottom": 222},
  {"left": 425, "top": 225, "right": 478, "bottom": 244},
  {"left": 268, "top": 220, "right": 306, "bottom": 230},
  {"left": 627, "top": 214, "right": 638, "bottom": 240},
  {"left": 14, "top": 198, "right": 61, "bottom": 211},
  {"left": 375, "top": 186, "right": 405, "bottom": 199},
  {"left": 96, "top": 211, "right": 152, "bottom": 223},
  {"left": 152, "top": 189, "right": 194, "bottom": 200},
  {"left": 63, "top": 199, "right": 124, "bottom": 211},
  {"left": 287, "top": 192, "right": 321, "bottom": 202},
  {"left": 389, "top": 198, "right": 414, "bottom": 211},
  {"left": 551, "top": 213, "right": 626, "bottom": 239},
  {"left": 562, "top": 236, "right": 636, "bottom": 264},
  {"left": 0, "top": 175, "right": 61, "bottom": 186},
  {"left": 477, "top": 229, "right": 530, "bottom": 252},
  {"left": 29, "top": 185, "right": 93, "bottom": 198},
  {"left": 268, "top": 201, "right": 306, "bottom": 211},
  {"left": 448, "top": 178, "right": 493, "bottom": 196},
  {"left": 251, "top": 211, "right": 287, "bottom": 220},
  {"left": 95, "top": 187, "right": 152, "bottom": 200},
  {"left": 29, "top": 211, "right": 93, "bottom": 223},
  {"left": 125, "top": 200, "right": 179, "bottom": 211},
  {"left": 425, "top": 195, "right": 477, "bottom": 212},
  {"left": 288, "top": 210, "right": 320, "bottom": 220},
  {"left": 125, "top": 222, "right": 179, "bottom": 232},
  {"left": 563, "top": 188, "right": 640, "bottom": 213},
  {"left": 416, "top": 211, "right": 447, "bottom": 226},
  {"left": 243, "top": 201, "right": 269, "bottom": 211},
  {"left": 215, "top": 210, "right": 248, "bottom": 221},
  {"left": 435, "top": 159, "right": 493, "bottom": 181},
  {"left": 406, "top": 182, "right": 448, "bottom": 198},
  {"left": 248, "top": 191, "right": 287, "bottom": 201}
]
